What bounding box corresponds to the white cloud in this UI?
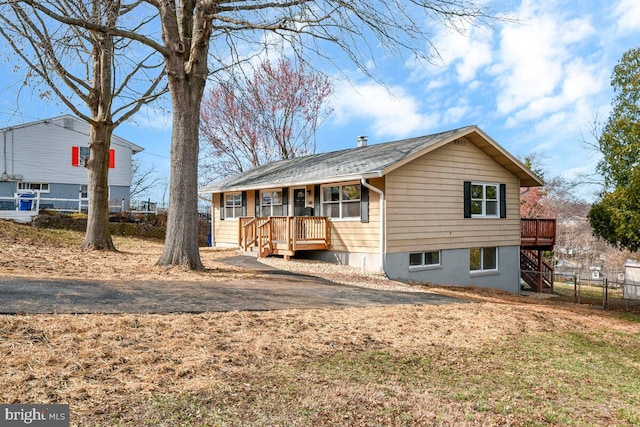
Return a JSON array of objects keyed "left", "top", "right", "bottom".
[
  {"left": 561, "top": 59, "right": 605, "bottom": 101},
  {"left": 612, "top": 0, "right": 640, "bottom": 33},
  {"left": 331, "top": 81, "right": 436, "bottom": 138},
  {"left": 442, "top": 105, "right": 471, "bottom": 124},
  {"left": 492, "top": 2, "right": 597, "bottom": 124},
  {"left": 429, "top": 22, "right": 494, "bottom": 83}
]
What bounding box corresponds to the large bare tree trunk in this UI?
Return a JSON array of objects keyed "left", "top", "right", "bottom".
[
  {"left": 82, "top": 123, "right": 115, "bottom": 251},
  {"left": 154, "top": 1, "right": 209, "bottom": 269},
  {"left": 82, "top": 6, "right": 116, "bottom": 251},
  {"left": 156, "top": 78, "right": 205, "bottom": 269}
]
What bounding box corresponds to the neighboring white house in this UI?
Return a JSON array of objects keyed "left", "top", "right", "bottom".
[
  {"left": 0, "top": 115, "right": 143, "bottom": 211},
  {"left": 624, "top": 259, "right": 640, "bottom": 300}
]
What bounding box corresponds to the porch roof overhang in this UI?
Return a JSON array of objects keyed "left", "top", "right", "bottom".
[
  {"left": 199, "top": 172, "right": 381, "bottom": 194},
  {"left": 198, "top": 125, "right": 543, "bottom": 195}
]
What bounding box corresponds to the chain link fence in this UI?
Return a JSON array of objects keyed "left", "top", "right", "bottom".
[{"left": 523, "top": 270, "right": 640, "bottom": 311}]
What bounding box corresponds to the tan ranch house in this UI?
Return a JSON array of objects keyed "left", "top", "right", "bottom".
[{"left": 199, "top": 126, "right": 555, "bottom": 294}]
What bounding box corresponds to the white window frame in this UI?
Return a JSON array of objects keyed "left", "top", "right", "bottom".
[
  {"left": 471, "top": 182, "right": 499, "bottom": 218},
  {"left": 409, "top": 250, "right": 442, "bottom": 271},
  {"left": 320, "top": 182, "right": 361, "bottom": 220},
  {"left": 260, "top": 189, "right": 283, "bottom": 217},
  {"left": 224, "top": 192, "right": 243, "bottom": 219},
  {"left": 17, "top": 182, "right": 50, "bottom": 193},
  {"left": 78, "top": 146, "right": 90, "bottom": 166},
  {"left": 470, "top": 247, "right": 498, "bottom": 273}
]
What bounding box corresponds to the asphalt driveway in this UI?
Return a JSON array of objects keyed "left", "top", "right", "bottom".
[{"left": 0, "top": 256, "right": 463, "bottom": 314}]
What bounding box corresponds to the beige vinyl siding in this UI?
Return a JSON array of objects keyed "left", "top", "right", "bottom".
[
  {"left": 326, "top": 177, "right": 383, "bottom": 253},
  {"left": 213, "top": 191, "right": 256, "bottom": 245},
  {"left": 386, "top": 138, "right": 521, "bottom": 253}
]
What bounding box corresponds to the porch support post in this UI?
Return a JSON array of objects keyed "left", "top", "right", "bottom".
[{"left": 537, "top": 249, "right": 543, "bottom": 293}]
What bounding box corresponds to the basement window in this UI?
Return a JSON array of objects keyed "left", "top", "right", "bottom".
[
  {"left": 409, "top": 250, "right": 441, "bottom": 270},
  {"left": 470, "top": 247, "right": 498, "bottom": 272}
]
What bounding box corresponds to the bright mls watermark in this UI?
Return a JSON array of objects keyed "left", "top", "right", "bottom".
[{"left": 0, "top": 405, "right": 69, "bottom": 426}]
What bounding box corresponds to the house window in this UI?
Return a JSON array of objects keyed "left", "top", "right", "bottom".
[
  {"left": 470, "top": 247, "right": 498, "bottom": 272},
  {"left": 17, "top": 182, "right": 50, "bottom": 193},
  {"left": 471, "top": 183, "right": 499, "bottom": 217},
  {"left": 409, "top": 251, "right": 441, "bottom": 269},
  {"left": 80, "top": 185, "right": 88, "bottom": 198},
  {"left": 321, "top": 183, "right": 361, "bottom": 219},
  {"left": 225, "top": 192, "right": 243, "bottom": 219},
  {"left": 72, "top": 147, "right": 115, "bottom": 168},
  {"left": 260, "top": 190, "right": 283, "bottom": 217}
]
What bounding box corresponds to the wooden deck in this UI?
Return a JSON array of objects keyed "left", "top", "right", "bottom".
[
  {"left": 239, "top": 216, "right": 329, "bottom": 258},
  {"left": 521, "top": 218, "right": 556, "bottom": 250},
  {"left": 520, "top": 218, "right": 556, "bottom": 293}
]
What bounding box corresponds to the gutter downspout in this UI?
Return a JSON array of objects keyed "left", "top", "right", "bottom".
[
  {"left": 198, "top": 194, "right": 214, "bottom": 247},
  {"left": 361, "top": 178, "right": 385, "bottom": 274}
]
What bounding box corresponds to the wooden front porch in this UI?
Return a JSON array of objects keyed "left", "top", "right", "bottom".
[{"left": 239, "top": 216, "right": 330, "bottom": 259}]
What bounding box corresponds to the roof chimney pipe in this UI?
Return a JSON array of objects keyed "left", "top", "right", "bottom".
[{"left": 357, "top": 135, "right": 368, "bottom": 147}]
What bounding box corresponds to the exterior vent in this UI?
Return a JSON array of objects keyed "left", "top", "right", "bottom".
[
  {"left": 357, "top": 136, "right": 368, "bottom": 147},
  {"left": 63, "top": 118, "right": 74, "bottom": 130}
]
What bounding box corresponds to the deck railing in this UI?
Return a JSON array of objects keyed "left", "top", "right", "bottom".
[
  {"left": 256, "top": 218, "right": 272, "bottom": 258},
  {"left": 294, "top": 216, "right": 329, "bottom": 244},
  {"left": 521, "top": 218, "right": 556, "bottom": 248},
  {"left": 238, "top": 216, "right": 329, "bottom": 256},
  {"left": 239, "top": 217, "right": 260, "bottom": 251}
]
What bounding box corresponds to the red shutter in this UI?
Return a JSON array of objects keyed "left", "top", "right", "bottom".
[
  {"left": 72, "top": 146, "right": 79, "bottom": 166},
  {"left": 109, "top": 149, "right": 115, "bottom": 168}
]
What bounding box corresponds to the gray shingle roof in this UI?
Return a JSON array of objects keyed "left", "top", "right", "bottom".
[{"left": 200, "top": 125, "right": 542, "bottom": 192}]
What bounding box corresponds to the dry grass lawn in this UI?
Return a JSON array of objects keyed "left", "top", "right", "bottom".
[{"left": 1, "top": 220, "right": 639, "bottom": 426}]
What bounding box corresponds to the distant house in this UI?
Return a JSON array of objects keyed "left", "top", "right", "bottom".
[
  {"left": 0, "top": 115, "right": 143, "bottom": 211},
  {"left": 624, "top": 260, "right": 640, "bottom": 300},
  {"left": 199, "top": 126, "right": 555, "bottom": 293}
]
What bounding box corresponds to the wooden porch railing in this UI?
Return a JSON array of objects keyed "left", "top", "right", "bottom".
[
  {"left": 256, "top": 218, "right": 272, "bottom": 258},
  {"left": 521, "top": 218, "right": 556, "bottom": 249},
  {"left": 239, "top": 217, "right": 261, "bottom": 251},
  {"left": 238, "top": 216, "right": 329, "bottom": 258}
]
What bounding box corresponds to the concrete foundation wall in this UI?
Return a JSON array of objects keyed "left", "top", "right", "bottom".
[
  {"left": 297, "top": 250, "right": 382, "bottom": 273},
  {"left": 384, "top": 246, "right": 521, "bottom": 294}
]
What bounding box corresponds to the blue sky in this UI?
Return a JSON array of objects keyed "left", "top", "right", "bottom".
[{"left": 1, "top": 0, "right": 639, "bottom": 203}]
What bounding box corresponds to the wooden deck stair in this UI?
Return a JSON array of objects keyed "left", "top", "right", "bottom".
[
  {"left": 520, "top": 218, "right": 556, "bottom": 293},
  {"left": 520, "top": 249, "right": 554, "bottom": 292}
]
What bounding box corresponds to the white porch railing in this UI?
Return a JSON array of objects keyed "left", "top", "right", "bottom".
[
  {"left": 0, "top": 192, "right": 88, "bottom": 213},
  {"left": 0, "top": 192, "right": 158, "bottom": 215}
]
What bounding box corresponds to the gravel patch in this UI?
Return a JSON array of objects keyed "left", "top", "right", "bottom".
[{"left": 257, "top": 256, "right": 429, "bottom": 293}]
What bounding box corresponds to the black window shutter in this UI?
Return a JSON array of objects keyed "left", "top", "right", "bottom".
[
  {"left": 282, "top": 187, "right": 289, "bottom": 216},
  {"left": 500, "top": 184, "right": 507, "bottom": 218},
  {"left": 255, "top": 191, "right": 260, "bottom": 217},
  {"left": 360, "top": 184, "right": 369, "bottom": 223},
  {"left": 314, "top": 184, "right": 320, "bottom": 216},
  {"left": 219, "top": 192, "right": 225, "bottom": 220},
  {"left": 241, "top": 191, "right": 247, "bottom": 217},
  {"left": 463, "top": 181, "right": 472, "bottom": 218}
]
